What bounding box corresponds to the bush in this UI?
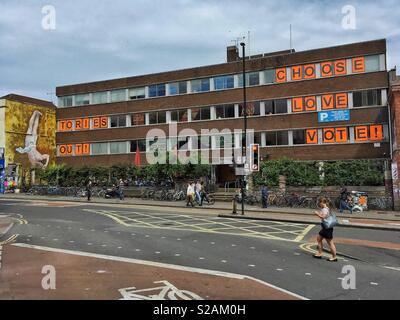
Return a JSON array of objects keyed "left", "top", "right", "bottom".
[{"left": 253, "top": 158, "right": 385, "bottom": 187}]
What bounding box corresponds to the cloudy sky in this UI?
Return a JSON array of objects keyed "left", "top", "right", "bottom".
[{"left": 1, "top": 0, "right": 400, "bottom": 103}]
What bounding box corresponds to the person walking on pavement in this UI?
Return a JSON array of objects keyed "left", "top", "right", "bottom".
[
  {"left": 86, "top": 179, "right": 92, "bottom": 202},
  {"left": 195, "top": 180, "right": 202, "bottom": 205},
  {"left": 261, "top": 185, "right": 269, "bottom": 208},
  {"left": 186, "top": 182, "right": 195, "bottom": 207},
  {"left": 118, "top": 178, "right": 125, "bottom": 200},
  {"left": 314, "top": 197, "right": 338, "bottom": 262},
  {"left": 339, "top": 187, "right": 353, "bottom": 214}
]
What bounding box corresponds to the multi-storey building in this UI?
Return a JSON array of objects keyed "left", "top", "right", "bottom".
[{"left": 55, "top": 39, "right": 390, "bottom": 184}]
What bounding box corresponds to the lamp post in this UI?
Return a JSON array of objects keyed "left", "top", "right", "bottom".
[{"left": 240, "top": 42, "right": 247, "bottom": 216}]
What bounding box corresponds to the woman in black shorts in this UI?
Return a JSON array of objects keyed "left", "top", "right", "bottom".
[{"left": 314, "top": 198, "right": 337, "bottom": 262}]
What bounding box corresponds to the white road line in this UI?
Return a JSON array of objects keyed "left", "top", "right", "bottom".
[
  {"left": 199, "top": 257, "right": 205, "bottom": 260},
  {"left": 155, "top": 251, "right": 161, "bottom": 254},
  {"left": 221, "top": 260, "right": 227, "bottom": 263},
  {"left": 250, "top": 247, "right": 256, "bottom": 250},
  {"left": 118, "top": 247, "right": 123, "bottom": 249},
  {"left": 276, "top": 269, "right": 283, "bottom": 272},
  {"left": 12, "top": 243, "right": 309, "bottom": 300},
  {"left": 87, "top": 243, "right": 93, "bottom": 246},
  {"left": 69, "top": 241, "right": 75, "bottom": 244},
  {"left": 177, "top": 238, "right": 181, "bottom": 241},
  {"left": 175, "top": 254, "right": 181, "bottom": 257},
  {"left": 135, "top": 249, "right": 141, "bottom": 252},
  {"left": 305, "top": 273, "right": 312, "bottom": 276},
  {"left": 231, "top": 244, "right": 237, "bottom": 247},
  {"left": 248, "top": 264, "right": 256, "bottom": 267},
  {"left": 370, "top": 282, "right": 379, "bottom": 286}
]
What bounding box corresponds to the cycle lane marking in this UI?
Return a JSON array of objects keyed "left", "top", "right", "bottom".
[{"left": 9, "top": 243, "right": 308, "bottom": 300}]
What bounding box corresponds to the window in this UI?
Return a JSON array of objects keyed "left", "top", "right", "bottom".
[
  {"left": 265, "top": 99, "right": 288, "bottom": 115},
  {"left": 264, "top": 69, "right": 275, "bottom": 84},
  {"left": 265, "top": 131, "right": 288, "bottom": 146},
  {"left": 191, "top": 79, "right": 210, "bottom": 93},
  {"left": 277, "top": 131, "right": 289, "bottom": 145},
  {"left": 92, "top": 92, "right": 108, "bottom": 104},
  {"left": 365, "top": 55, "right": 380, "bottom": 72},
  {"left": 199, "top": 136, "right": 211, "bottom": 149},
  {"left": 110, "top": 141, "right": 127, "bottom": 154},
  {"left": 131, "top": 113, "right": 145, "bottom": 126},
  {"left": 216, "top": 104, "right": 235, "bottom": 119},
  {"left": 353, "top": 89, "right": 382, "bottom": 108},
  {"left": 239, "top": 101, "right": 261, "bottom": 117},
  {"left": 130, "top": 140, "right": 146, "bottom": 152},
  {"left": 214, "top": 75, "right": 234, "bottom": 90},
  {"left": 129, "top": 87, "right": 145, "bottom": 100},
  {"left": 275, "top": 99, "right": 288, "bottom": 114},
  {"left": 59, "top": 96, "right": 73, "bottom": 107},
  {"left": 149, "top": 84, "right": 166, "bottom": 97},
  {"left": 191, "top": 107, "right": 211, "bottom": 121},
  {"left": 91, "top": 143, "right": 108, "bottom": 155},
  {"left": 170, "top": 109, "right": 188, "bottom": 122},
  {"left": 75, "top": 94, "right": 90, "bottom": 106},
  {"left": 148, "top": 111, "right": 166, "bottom": 124},
  {"left": 293, "top": 130, "right": 306, "bottom": 145},
  {"left": 216, "top": 134, "right": 234, "bottom": 149},
  {"left": 168, "top": 81, "right": 187, "bottom": 95},
  {"left": 110, "top": 115, "right": 126, "bottom": 128},
  {"left": 110, "top": 89, "right": 126, "bottom": 102},
  {"left": 239, "top": 72, "right": 260, "bottom": 87}
]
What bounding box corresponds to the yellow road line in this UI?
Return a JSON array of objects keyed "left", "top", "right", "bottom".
[
  {"left": 294, "top": 225, "right": 315, "bottom": 242},
  {"left": 0, "top": 234, "right": 19, "bottom": 245},
  {"left": 84, "top": 209, "right": 306, "bottom": 242},
  {"left": 299, "top": 242, "right": 344, "bottom": 261}
]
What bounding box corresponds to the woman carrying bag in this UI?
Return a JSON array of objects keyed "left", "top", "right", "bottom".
[{"left": 314, "top": 197, "right": 338, "bottom": 262}]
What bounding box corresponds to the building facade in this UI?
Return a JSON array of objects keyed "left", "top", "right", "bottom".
[
  {"left": 55, "top": 39, "right": 390, "bottom": 184},
  {"left": 0, "top": 94, "right": 57, "bottom": 190},
  {"left": 389, "top": 70, "right": 400, "bottom": 209}
]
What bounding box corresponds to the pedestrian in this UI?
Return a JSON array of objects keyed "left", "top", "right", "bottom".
[
  {"left": 199, "top": 181, "right": 206, "bottom": 206},
  {"left": 86, "top": 179, "right": 92, "bottom": 202},
  {"left": 186, "top": 182, "right": 195, "bottom": 207},
  {"left": 118, "top": 178, "right": 125, "bottom": 200},
  {"left": 314, "top": 197, "right": 338, "bottom": 262},
  {"left": 261, "top": 185, "right": 269, "bottom": 208},
  {"left": 195, "top": 180, "right": 202, "bottom": 205},
  {"left": 339, "top": 187, "right": 353, "bottom": 214}
]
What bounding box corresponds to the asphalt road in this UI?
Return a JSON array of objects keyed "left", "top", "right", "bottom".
[{"left": 1, "top": 199, "right": 399, "bottom": 300}]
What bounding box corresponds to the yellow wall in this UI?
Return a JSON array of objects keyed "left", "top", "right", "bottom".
[{"left": 5, "top": 100, "right": 56, "bottom": 170}]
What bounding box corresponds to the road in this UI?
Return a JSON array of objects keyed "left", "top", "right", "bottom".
[{"left": 0, "top": 198, "right": 399, "bottom": 300}]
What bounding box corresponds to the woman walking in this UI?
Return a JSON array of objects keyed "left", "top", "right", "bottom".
[{"left": 314, "top": 197, "right": 338, "bottom": 262}]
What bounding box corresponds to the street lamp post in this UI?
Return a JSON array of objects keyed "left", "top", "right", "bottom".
[{"left": 240, "top": 42, "right": 247, "bottom": 216}]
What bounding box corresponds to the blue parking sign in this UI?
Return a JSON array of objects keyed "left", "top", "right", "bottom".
[{"left": 318, "top": 110, "right": 350, "bottom": 123}]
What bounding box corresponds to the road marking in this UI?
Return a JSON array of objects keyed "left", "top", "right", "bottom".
[
  {"left": 250, "top": 247, "right": 256, "bottom": 250},
  {"left": 383, "top": 266, "right": 400, "bottom": 272},
  {"left": 272, "top": 250, "right": 278, "bottom": 253},
  {"left": 135, "top": 249, "right": 141, "bottom": 252},
  {"left": 83, "top": 209, "right": 314, "bottom": 243},
  {"left": 231, "top": 244, "right": 237, "bottom": 247},
  {"left": 299, "top": 243, "right": 345, "bottom": 261},
  {"left": 294, "top": 225, "right": 315, "bottom": 242},
  {"left": 248, "top": 264, "right": 255, "bottom": 267},
  {"left": 305, "top": 273, "right": 312, "bottom": 276},
  {"left": 175, "top": 254, "right": 181, "bottom": 257},
  {"left": 199, "top": 257, "right": 205, "bottom": 260},
  {"left": 0, "top": 234, "right": 19, "bottom": 246},
  {"left": 276, "top": 269, "right": 283, "bottom": 272},
  {"left": 155, "top": 251, "right": 161, "bottom": 254},
  {"left": 118, "top": 247, "right": 123, "bottom": 249},
  {"left": 0, "top": 245, "right": 2, "bottom": 269},
  {"left": 87, "top": 243, "right": 93, "bottom": 246},
  {"left": 370, "top": 282, "right": 378, "bottom": 286},
  {"left": 12, "top": 242, "right": 308, "bottom": 300},
  {"left": 221, "top": 260, "right": 227, "bottom": 263}
]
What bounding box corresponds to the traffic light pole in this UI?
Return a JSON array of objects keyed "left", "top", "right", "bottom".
[{"left": 240, "top": 42, "right": 247, "bottom": 216}]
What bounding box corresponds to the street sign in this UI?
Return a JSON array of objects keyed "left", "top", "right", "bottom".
[{"left": 318, "top": 110, "right": 350, "bottom": 123}]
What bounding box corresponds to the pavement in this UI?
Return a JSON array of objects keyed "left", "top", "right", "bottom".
[
  {"left": 2, "top": 193, "right": 400, "bottom": 231},
  {"left": 0, "top": 198, "right": 399, "bottom": 300}
]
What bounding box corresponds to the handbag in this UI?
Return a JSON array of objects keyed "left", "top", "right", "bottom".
[{"left": 322, "top": 211, "right": 338, "bottom": 229}]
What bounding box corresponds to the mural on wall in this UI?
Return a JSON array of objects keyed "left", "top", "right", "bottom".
[
  {"left": 16, "top": 110, "right": 50, "bottom": 168},
  {"left": 5, "top": 100, "right": 56, "bottom": 170}
]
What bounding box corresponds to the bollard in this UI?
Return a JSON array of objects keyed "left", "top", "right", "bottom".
[{"left": 232, "top": 197, "right": 237, "bottom": 214}]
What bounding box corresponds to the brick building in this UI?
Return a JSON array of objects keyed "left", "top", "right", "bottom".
[
  {"left": 55, "top": 39, "right": 390, "bottom": 185},
  {"left": 389, "top": 69, "right": 400, "bottom": 209}
]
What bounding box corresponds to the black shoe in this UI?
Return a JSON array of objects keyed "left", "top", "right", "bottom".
[{"left": 313, "top": 255, "right": 322, "bottom": 259}]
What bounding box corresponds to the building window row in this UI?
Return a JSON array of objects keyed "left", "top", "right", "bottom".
[
  {"left": 58, "top": 54, "right": 384, "bottom": 107},
  {"left": 57, "top": 124, "right": 387, "bottom": 157},
  {"left": 57, "top": 89, "right": 386, "bottom": 132}
]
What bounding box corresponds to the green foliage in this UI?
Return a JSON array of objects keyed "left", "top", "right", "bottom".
[
  {"left": 253, "top": 158, "right": 385, "bottom": 187},
  {"left": 323, "top": 160, "right": 384, "bottom": 186},
  {"left": 35, "top": 162, "right": 211, "bottom": 186}
]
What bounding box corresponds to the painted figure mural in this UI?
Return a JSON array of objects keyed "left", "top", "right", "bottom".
[{"left": 16, "top": 110, "right": 50, "bottom": 168}]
